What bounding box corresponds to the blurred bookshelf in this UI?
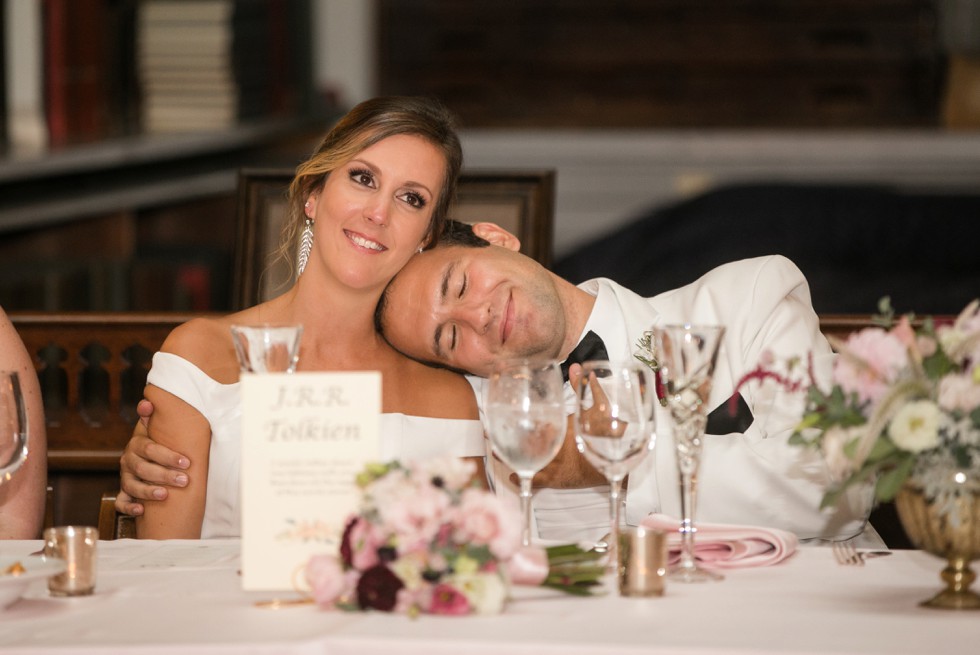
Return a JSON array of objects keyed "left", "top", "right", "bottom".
[
  {"left": 0, "top": 0, "right": 331, "bottom": 312},
  {"left": 379, "top": 0, "right": 945, "bottom": 128}
]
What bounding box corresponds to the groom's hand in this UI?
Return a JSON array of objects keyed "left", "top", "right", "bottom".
[
  {"left": 509, "top": 364, "right": 605, "bottom": 489},
  {"left": 114, "top": 399, "right": 192, "bottom": 517}
]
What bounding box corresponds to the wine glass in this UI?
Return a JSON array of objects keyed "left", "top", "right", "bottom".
[
  {"left": 485, "top": 358, "right": 566, "bottom": 547},
  {"left": 572, "top": 360, "right": 657, "bottom": 574},
  {"left": 652, "top": 324, "right": 725, "bottom": 583},
  {"left": 230, "top": 324, "right": 303, "bottom": 373},
  {"left": 0, "top": 371, "right": 28, "bottom": 484}
]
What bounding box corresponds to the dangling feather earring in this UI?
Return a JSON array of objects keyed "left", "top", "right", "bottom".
[{"left": 296, "top": 217, "right": 314, "bottom": 276}]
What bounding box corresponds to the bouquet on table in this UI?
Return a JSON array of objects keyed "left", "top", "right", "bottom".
[
  {"left": 738, "top": 298, "right": 980, "bottom": 511},
  {"left": 305, "top": 457, "right": 603, "bottom": 616}
]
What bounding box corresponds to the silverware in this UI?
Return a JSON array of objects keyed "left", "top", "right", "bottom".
[
  {"left": 831, "top": 541, "right": 892, "bottom": 565},
  {"left": 832, "top": 540, "right": 864, "bottom": 566}
]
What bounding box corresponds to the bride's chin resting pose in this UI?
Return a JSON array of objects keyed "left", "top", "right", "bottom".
[{"left": 136, "top": 96, "right": 486, "bottom": 540}]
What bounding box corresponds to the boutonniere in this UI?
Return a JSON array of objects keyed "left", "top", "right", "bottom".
[
  {"left": 634, "top": 331, "right": 667, "bottom": 404},
  {"left": 633, "top": 331, "right": 658, "bottom": 371}
]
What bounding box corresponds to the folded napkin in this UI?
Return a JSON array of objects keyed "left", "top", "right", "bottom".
[{"left": 639, "top": 513, "right": 798, "bottom": 570}]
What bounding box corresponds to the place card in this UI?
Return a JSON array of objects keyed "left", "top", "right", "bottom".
[{"left": 240, "top": 371, "right": 381, "bottom": 590}]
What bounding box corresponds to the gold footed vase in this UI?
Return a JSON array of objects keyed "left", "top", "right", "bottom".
[{"left": 895, "top": 476, "right": 980, "bottom": 610}]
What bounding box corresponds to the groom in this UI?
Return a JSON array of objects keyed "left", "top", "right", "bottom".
[{"left": 117, "top": 221, "right": 874, "bottom": 542}]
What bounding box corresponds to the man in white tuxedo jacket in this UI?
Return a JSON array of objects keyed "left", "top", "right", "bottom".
[
  {"left": 116, "top": 221, "right": 873, "bottom": 544},
  {"left": 375, "top": 221, "right": 873, "bottom": 544}
]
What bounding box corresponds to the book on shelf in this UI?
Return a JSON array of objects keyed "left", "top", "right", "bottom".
[{"left": 5, "top": 0, "right": 48, "bottom": 152}]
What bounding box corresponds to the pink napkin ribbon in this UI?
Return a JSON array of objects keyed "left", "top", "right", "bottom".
[{"left": 640, "top": 513, "right": 798, "bottom": 570}]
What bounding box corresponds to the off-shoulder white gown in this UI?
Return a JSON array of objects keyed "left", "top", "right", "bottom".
[{"left": 147, "top": 352, "right": 486, "bottom": 538}]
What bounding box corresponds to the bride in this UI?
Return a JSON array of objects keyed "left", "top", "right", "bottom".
[{"left": 137, "top": 97, "right": 486, "bottom": 539}]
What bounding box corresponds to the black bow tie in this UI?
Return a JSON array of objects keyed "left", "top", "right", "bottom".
[{"left": 560, "top": 330, "right": 609, "bottom": 382}]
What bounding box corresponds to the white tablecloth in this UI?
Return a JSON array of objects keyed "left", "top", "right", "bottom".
[{"left": 0, "top": 539, "right": 975, "bottom": 654}]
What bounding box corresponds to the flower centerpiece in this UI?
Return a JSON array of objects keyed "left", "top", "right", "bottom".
[
  {"left": 738, "top": 298, "right": 980, "bottom": 609},
  {"left": 305, "top": 457, "right": 603, "bottom": 616}
]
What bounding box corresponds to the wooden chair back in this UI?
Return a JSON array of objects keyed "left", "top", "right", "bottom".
[
  {"left": 231, "top": 168, "right": 557, "bottom": 309},
  {"left": 11, "top": 312, "right": 193, "bottom": 531}
]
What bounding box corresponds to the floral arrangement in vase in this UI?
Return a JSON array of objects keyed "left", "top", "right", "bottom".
[
  {"left": 738, "top": 299, "right": 980, "bottom": 513},
  {"left": 305, "top": 457, "right": 603, "bottom": 616}
]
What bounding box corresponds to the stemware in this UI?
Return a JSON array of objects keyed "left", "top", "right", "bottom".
[
  {"left": 572, "top": 360, "right": 657, "bottom": 574},
  {"left": 485, "top": 359, "right": 566, "bottom": 547},
  {"left": 230, "top": 324, "right": 303, "bottom": 373},
  {"left": 652, "top": 324, "right": 725, "bottom": 583},
  {"left": 0, "top": 371, "right": 28, "bottom": 484}
]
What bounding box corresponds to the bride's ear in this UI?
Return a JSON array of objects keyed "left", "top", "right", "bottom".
[{"left": 471, "top": 222, "right": 521, "bottom": 252}]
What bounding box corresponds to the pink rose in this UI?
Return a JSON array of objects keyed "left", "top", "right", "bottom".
[
  {"left": 306, "top": 554, "right": 350, "bottom": 607},
  {"left": 454, "top": 488, "right": 521, "bottom": 560},
  {"left": 428, "top": 583, "right": 471, "bottom": 615},
  {"left": 833, "top": 328, "right": 909, "bottom": 406}
]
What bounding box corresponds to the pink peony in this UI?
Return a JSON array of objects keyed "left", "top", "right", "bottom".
[
  {"left": 376, "top": 479, "right": 452, "bottom": 552},
  {"left": 428, "top": 583, "right": 471, "bottom": 615},
  {"left": 306, "top": 554, "right": 349, "bottom": 607},
  {"left": 454, "top": 488, "right": 522, "bottom": 560},
  {"left": 833, "top": 328, "right": 909, "bottom": 405}
]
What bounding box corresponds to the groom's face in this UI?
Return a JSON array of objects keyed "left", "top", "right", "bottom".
[{"left": 379, "top": 244, "right": 567, "bottom": 377}]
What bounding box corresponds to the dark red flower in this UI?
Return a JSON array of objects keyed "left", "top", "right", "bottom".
[
  {"left": 339, "top": 516, "right": 358, "bottom": 568},
  {"left": 356, "top": 565, "right": 404, "bottom": 611}
]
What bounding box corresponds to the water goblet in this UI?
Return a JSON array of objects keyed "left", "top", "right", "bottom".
[
  {"left": 230, "top": 324, "right": 303, "bottom": 373},
  {"left": 572, "top": 360, "right": 657, "bottom": 574},
  {"left": 0, "top": 371, "right": 28, "bottom": 484},
  {"left": 486, "top": 358, "right": 566, "bottom": 547},
  {"left": 652, "top": 324, "right": 725, "bottom": 583}
]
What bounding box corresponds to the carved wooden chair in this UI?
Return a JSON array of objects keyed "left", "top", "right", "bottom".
[
  {"left": 231, "top": 168, "right": 556, "bottom": 309},
  {"left": 11, "top": 312, "right": 194, "bottom": 534}
]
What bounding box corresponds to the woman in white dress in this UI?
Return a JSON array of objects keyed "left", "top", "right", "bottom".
[{"left": 137, "top": 97, "right": 486, "bottom": 539}]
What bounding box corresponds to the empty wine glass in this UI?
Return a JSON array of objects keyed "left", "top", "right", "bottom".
[
  {"left": 652, "top": 324, "right": 725, "bottom": 583},
  {"left": 573, "top": 360, "right": 657, "bottom": 574},
  {"left": 486, "top": 358, "right": 566, "bottom": 547},
  {"left": 230, "top": 324, "right": 303, "bottom": 373},
  {"left": 0, "top": 371, "right": 28, "bottom": 484}
]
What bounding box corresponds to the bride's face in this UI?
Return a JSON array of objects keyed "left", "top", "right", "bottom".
[{"left": 304, "top": 133, "right": 447, "bottom": 292}]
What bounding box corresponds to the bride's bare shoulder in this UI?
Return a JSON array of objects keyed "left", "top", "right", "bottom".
[{"left": 159, "top": 316, "right": 238, "bottom": 376}]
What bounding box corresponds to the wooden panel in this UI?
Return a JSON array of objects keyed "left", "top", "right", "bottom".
[
  {"left": 12, "top": 312, "right": 196, "bottom": 527},
  {"left": 379, "top": 0, "right": 941, "bottom": 128}
]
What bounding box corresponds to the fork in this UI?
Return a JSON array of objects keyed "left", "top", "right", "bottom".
[{"left": 832, "top": 540, "right": 864, "bottom": 566}]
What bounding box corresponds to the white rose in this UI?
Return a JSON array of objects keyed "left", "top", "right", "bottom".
[
  {"left": 888, "top": 400, "right": 942, "bottom": 453},
  {"left": 452, "top": 572, "right": 509, "bottom": 615}
]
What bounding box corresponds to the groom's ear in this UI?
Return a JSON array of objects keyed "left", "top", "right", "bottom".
[{"left": 471, "top": 222, "right": 521, "bottom": 252}]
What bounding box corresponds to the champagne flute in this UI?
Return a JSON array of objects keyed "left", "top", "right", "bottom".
[
  {"left": 652, "top": 324, "right": 725, "bottom": 583},
  {"left": 486, "top": 359, "right": 566, "bottom": 547},
  {"left": 230, "top": 324, "right": 303, "bottom": 373},
  {"left": 0, "top": 371, "right": 28, "bottom": 484},
  {"left": 572, "top": 361, "right": 657, "bottom": 574}
]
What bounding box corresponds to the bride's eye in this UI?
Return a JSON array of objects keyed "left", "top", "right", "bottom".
[
  {"left": 398, "top": 190, "right": 427, "bottom": 209},
  {"left": 349, "top": 168, "right": 375, "bottom": 187}
]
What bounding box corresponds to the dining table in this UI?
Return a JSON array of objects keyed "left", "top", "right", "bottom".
[{"left": 0, "top": 538, "right": 975, "bottom": 654}]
